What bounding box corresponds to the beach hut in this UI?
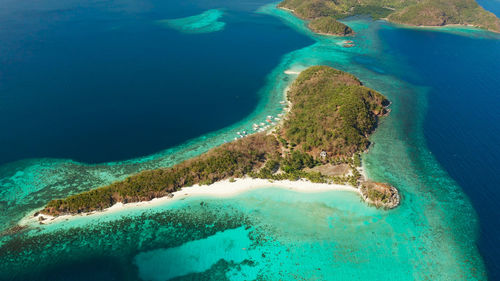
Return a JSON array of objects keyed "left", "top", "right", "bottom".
[{"left": 320, "top": 151, "right": 327, "bottom": 159}]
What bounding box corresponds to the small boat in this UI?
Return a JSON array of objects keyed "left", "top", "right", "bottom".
[
  {"left": 266, "top": 119, "right": 271, "bottom": 123},
  {"left": 343, "top": 43, "right": 355, "bottom": 48}
]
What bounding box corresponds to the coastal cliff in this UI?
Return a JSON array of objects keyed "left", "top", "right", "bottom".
[
  {"left": 278, "top": 0, "right": 500, "bottom": 33},
  {"left": 41, "top": 66, "right": 399, "bottom": 217},
  {"left": 360, "top": 181, "right": 400, "bottom": 209}
]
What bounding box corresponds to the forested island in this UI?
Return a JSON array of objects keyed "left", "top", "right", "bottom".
[
  {"left": 41, "top": 66, "right": 399, "bottom": 217},
  {"left": 279, "top": 0, "right": 500, "bottom": 33},
  {"left": 308, "top": 17, "right": 353, "bottom": 36}
]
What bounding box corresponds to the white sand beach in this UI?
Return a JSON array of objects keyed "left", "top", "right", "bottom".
[
  {"left": 28, "top": 178, "right": 360, "bottom": 226},
  {"left": 284, "top": 70, "right": 301, "bottom": 75}
]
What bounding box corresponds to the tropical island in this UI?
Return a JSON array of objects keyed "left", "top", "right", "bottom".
[
  {"left": 278, "top": 0, "right": 500, "bottom": 33},
  {"left": 40, "top": 66, "right": 399, "bottom": 217},
  {"left": 308, "top": 17, "right": 354, "bottom": 36}
]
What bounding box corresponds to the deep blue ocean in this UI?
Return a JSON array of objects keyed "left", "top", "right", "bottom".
[
  {"left": 378, "top": 25, "right": 500, "bottom": 279},
  {"left": 0, "top": 0, "right": 311, "bottom": 165}
]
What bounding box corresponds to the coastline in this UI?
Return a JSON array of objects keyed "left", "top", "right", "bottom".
[
  {"left": 278, "top": 5, "right": 499, "bottom": 35},
  {"left": 26, "top": 161, "right": 395, "bottom": 227},
  {"left": 276, "top": 7, "right": 352, "bottom": 37},
  {"left": 381, "top": 18, "right": 500, "bottom": 34},
  {"left": 18, "top": 68, "right": 300, "bottom": 227},
  {"left": 29, "top": 178, "right": 361, "bottom": 226},
  {"left": 33, "top": 65, "right": 400, "bottom": 220}
]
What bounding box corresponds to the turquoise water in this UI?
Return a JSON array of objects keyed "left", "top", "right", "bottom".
[
  {"left": 0, "top": 0, "right": 310, "bottom": 231},
  {"left": 0, "top": 2, "right": 497, "bottom": 280},
  {"left": 381, "top": 17, "right": 500, "bottom": 279},
  {"left": 158, "top": 9, "right": 226, "bottom": 34}
]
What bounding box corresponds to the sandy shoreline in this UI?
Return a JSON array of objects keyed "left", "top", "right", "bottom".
[
  {"left": 380, "top": 17, "right": 500, "bottom": 34},
  {"left": 27, "top": 178, "right": 360, "bottom": 226},
  {"left": 22, "top": 64, "right": 393, "bottom": 227},
  {"left": 24, "top": 67, "right": 375, "bottom": 226},
  {"left": 284, "top": 70, "right": 301, "bottom": 75}
]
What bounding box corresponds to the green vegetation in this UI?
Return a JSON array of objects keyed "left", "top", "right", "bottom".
[
  {"left": 353, "top": 153, "right": 362, "bottom": 167},
  {"left": 278, "top": 0, "right": 500, "bottom": 32},
  {"left": 360, "top": 182, "right": 400, "bottom": 208},
  {"left": 308, "top": 17, "right": 353, "bottom": 35},
  {"left": 351, "top": 5, "right": 393, "bottom": 20},
  {"left": 388, "top": 0, "right": 500, "bottom": 31},
  {"left": 42, "top": 66, "right": 393, "bottom": 216},
  {"left": 282, "top": 66, "right": 388, "bottom": 156},
  {"left": 44, "top": 134, "right": 279, "bottom": 215}
]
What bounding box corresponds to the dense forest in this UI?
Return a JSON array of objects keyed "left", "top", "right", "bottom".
[
  {"left": 44, "top": 134, "right": 279, "bottom": 215},
  {"left": 42, "top": 66, "right": 395, "bottom": 216},
  {"left": 278, "top": 0, "right": 500, "bottom": 32},
  {"left": 282, "top": 66, "right": 388, "bottom": 156},
  {"left": 308, "top": 17, "right": 353, "bottom": 35}
]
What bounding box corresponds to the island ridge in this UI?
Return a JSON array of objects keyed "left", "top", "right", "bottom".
[{"left": 278, "top": 0, "right": 500, "bottom": 33}]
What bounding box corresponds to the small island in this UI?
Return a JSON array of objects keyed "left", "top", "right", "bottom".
[
  {"left": 41, "top": 66, "right": 399, "bottom": 217},
  {"left": 279, "top": 0, "right": 500, "bottom": 33},
  {"left": 308, "top": 17, "right": 353, "bottom": 36}
]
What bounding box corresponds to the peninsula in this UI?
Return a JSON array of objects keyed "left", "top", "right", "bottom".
[
  {"left": 279, "top": 0, "right": 500, "bottom": 33},
  {"left": 41, "top": 66, "right": 399, "bottom": 217}
]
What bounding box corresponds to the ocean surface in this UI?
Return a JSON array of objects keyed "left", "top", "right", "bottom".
[
  {"left": 382, "top": 23, "right": 500, "bottom": 280},
  {"left": 1, "top": 0, "right": 500, "bottom": 280},
  {"left": 0, "top": 0, "right": 310, "bottom": 165}
]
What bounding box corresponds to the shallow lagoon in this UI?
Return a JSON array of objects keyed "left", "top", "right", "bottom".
[{"left": 1, "top": 0, "right": 499, "bottom": 280}]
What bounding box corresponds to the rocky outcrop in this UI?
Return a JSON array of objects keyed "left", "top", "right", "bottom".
[{"left": 360, "top": 181, "right": 400, "bottom": 209}]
